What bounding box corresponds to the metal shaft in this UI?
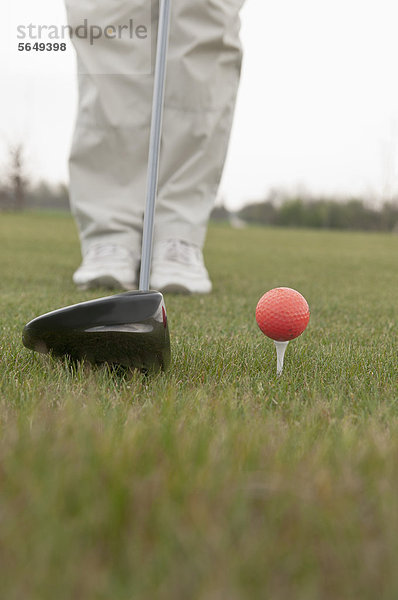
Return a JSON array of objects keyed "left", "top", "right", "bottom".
[{"left": 139, "top": 0, "right": 172, "bottom": 291}]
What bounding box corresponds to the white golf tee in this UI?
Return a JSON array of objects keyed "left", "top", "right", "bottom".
[{"left": 274, "top": 341, "right": 289, "bottom": 376}]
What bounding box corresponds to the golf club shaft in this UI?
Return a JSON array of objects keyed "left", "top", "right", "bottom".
[{"left": 139, "top": 0, "right": 171, "bottom": 291}]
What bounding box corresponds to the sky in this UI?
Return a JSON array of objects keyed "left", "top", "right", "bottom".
[{"left": 2, "top": 0, "right": 398, "bottom": 210}]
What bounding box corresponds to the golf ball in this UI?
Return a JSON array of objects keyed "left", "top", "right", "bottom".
[{"left": 256, "top": 287, "right": 310, "bottom": 341}]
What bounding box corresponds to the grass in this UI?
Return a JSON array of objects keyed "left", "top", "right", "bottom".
[{"left": 0, "top": 212, "right": 397, "bottom": 599}]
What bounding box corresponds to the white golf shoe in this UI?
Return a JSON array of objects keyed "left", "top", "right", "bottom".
[
  {"left": 73, "top": 243, "right": 138, "bottom": 290},
  {"left": 151, "top": 239, "right": 212, "bottom": 294}
]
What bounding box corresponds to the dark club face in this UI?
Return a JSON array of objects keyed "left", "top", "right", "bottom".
[{"left": 22, "top": 291, "right": 171, "bottom": 372}]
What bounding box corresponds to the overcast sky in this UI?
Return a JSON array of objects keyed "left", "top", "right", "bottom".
[{"left": 2, "top": 0, "right": 398, "bottom": 209}]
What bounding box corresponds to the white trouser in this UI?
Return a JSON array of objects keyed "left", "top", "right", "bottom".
[{"left": 65, "top": 0, "right": 245, "bottom": 255}]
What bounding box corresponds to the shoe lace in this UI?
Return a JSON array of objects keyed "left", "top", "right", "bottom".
[
  {"left": 159, "top": 240, "right": 203, "bottom": 265},
  {"left": 85, "top": 244, "right": 131, "bottom": 261}
]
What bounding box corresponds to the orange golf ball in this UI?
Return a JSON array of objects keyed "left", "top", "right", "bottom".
[{"left": 256, "top": 287, "right": 310, "bottom": 341}]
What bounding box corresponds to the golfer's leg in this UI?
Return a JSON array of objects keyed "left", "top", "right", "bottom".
[
  {"left": 155, "top": 0, "right": 245, "bottom": 248},
  {"left": 65, "top": 0, "right": 153, "bottom": 258}
]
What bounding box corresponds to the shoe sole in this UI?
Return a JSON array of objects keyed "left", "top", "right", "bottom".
[
  {"left": 155, "top": 281, "right": 212, "bottom": 295},
  {"left": 151, "top": 263, "right": 212, "bottom": 295},
  {"left": 75, "top": 275, "right": 136, "bottom": 291},
  {"left": 159, "top": 283, "right": 192, "bottom": 295}
]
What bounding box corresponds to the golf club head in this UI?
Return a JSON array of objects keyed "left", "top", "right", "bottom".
[{"left": 22, "top": 291, "right": 171, "bottom": 372}]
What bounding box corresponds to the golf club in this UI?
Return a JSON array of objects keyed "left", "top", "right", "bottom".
[{"left": 22, "top": 0, "right": 172, "bottom": 372}]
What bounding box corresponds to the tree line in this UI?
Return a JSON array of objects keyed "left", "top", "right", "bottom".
[
  {"left": 0, "top": 144, "right": 69, "bottom": 212},
  {"left": 212, "top": 195, "right": 398, "bottom": 233},
  {"left": 1, "top": 145, "right": 397, "bottom": 231}
]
